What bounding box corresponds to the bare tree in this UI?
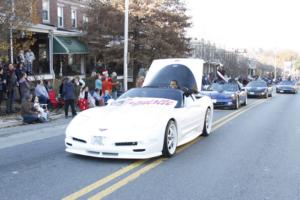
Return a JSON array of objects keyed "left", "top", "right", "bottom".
[
  {"left": 86, "top": 0, "right": 191, "bottom": 79},
  {"left": 0, "top": 0, "right": 38, "bottom": 61}
]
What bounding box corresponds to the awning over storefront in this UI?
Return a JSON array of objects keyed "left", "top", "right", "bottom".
[{"left": 53, "top": 36, "right": 88, "bottom": 54}]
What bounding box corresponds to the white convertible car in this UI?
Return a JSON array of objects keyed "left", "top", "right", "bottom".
[{"left": 65, "top": 59, "right": 213, "bottom": 159}]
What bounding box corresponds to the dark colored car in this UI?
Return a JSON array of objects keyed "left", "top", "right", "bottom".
[
  {"left": 276, "top": 80, "right": 298, "bottom": 94},
  {"left": 246, "top": 80, "right": 273, "bottom": 98},
  {"left": 201, "top": 81, "right": 247, "bottom": 109}
]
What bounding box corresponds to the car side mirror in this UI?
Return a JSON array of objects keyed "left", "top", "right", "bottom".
[
  {"left": 182, "top": 87, "right": 193, "bottom": 97},
  {"left": 203, "top": 85, "right": 210, "bottom": 90},
  {"left": 195, "top": 93, "right": 202, "bottom": 99}
]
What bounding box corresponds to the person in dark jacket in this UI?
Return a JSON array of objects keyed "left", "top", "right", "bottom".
[
  {"left": 0, "top": 66, "right": 4, "bottom": 114},
  {"left": 62, "top": 78, "right": 77, "bottom": 118},
  {"left": 15, "top": 63, "right": 26, "bottom": 80},
  {"left": 21, "top": 94, "right": 44, "bottom": 124},
  {"left": 5, "top": 64, "right": 18, "bottom": 113},
  {"left": 19, "top": 72, "right": 31, "bottom": 102}
]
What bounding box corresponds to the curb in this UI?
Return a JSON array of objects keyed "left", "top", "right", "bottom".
[{"left": 0, "top": 113, "right": 65, "bottom": 129}]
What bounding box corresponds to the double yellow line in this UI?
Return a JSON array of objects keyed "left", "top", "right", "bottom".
[{"left": 63, "top": 99, "right": 266, "bottom": 200}]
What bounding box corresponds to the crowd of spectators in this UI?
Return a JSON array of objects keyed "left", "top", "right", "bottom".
[{"left": 0, "top": 60, "right": 122, "bottom": 124}]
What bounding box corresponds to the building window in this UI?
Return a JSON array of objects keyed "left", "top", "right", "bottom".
[
  {"left": 71, "top": 9, "right": 77, "bottom": 29},
  {"left": 57, "top": 6, "right": 64, "bottom": 27},
  {"left": 83, "top": 15, "right": 88, "bottom": 31},
  {"left": 42, "top": 0, "right": 50, "bottom": 22}
]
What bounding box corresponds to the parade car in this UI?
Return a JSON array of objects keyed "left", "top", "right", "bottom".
[
  {"left": 276, "top": 80, "right": 298, "bottom": 94},
  {"left": 200, "top": 81, "right": 247, "bottom": 109},
  {"left": 246, "top": 80, "right": 273, "bottom": 98},
  {"left": 65, "top": 59, "right": 213, "bottom": 159}
]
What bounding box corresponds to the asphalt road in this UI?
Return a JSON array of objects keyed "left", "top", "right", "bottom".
[{"left": 0, "top": 93, "right": 300, "bottom": 200}]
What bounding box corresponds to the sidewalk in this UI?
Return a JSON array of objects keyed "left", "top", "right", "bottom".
[{"left": 0, "top": 111, "right": 65, "bottom": 129}]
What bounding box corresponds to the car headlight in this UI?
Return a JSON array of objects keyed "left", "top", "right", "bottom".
[{"left": 231, "top": 94, "right": 236, "bottom": 99}]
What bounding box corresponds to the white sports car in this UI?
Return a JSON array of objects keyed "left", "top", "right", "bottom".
[{"left": 65, "top": 59, "right": 213, "bottom": 159}]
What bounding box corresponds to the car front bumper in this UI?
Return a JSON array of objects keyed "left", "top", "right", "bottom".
[
  {"left": 247, "top": 91, "right": 267, "bottom": 97},
  {"left": 65, "top": 137, "right": 162, "bottom": 159},
  {"left": 276, "top": 88, "right": 296, "bottom": 93},
  {"left": 212, "top": 99, "right": 236, "bottom": 108}
]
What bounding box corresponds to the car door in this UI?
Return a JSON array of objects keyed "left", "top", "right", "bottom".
[{"left": 175, "top": 94, "right": 202, "bottom": 142}]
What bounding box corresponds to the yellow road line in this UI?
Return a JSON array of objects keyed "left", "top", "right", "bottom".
[
  {"left": 212, "top": 99, "right": 263, "bottom": 126},
  {"left": 176, "top": 136, "right": 202, "bottom": 154},
  {"left": 88, "top": 158, "right": 167, "bottom": 200},
  {"left": 62, "top": 160, "right": 146, "bottom": 200},
  {"left": 63, "top": 99, "right": 267, "bottom": 200},
  {"left": 212, "top": 99, "right": 266, "bottom": 131}
]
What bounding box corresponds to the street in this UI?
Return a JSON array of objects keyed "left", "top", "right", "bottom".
[{"left": 1, "top": 93, "right": 300, "bottom": 200}]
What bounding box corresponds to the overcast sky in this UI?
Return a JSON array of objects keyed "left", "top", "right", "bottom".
[{"left": 186, "top": 0, "right": 300, "bottom": 52}]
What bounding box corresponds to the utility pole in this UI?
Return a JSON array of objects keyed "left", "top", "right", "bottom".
[
  {"left": 274, "top": 52, "right": 277, "bottom": 81},
  {"left": 9, "top": 0, "right": 15, "bottom": 64},
  {"left": 123, "top": 0, "right": 129, "bottom": 91}
]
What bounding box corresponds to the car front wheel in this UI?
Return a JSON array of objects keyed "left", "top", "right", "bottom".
[
  {"left": 162, "top": 120, "right": 178, "bottom": 157},
  {"left": 234, "top": 98, "right": 239, "bottom": 110},
  {"left": 202, "top": 107, "right": 212, "bottom": 137},
  {"left": 242, "top": 97, "right": 247, "bottom": 106}
]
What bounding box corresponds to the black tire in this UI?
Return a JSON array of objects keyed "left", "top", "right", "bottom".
[
  {"left": 162, "top": 120, "right": 178, "bottom": 157},
  {"left": 242, "top": 97, "right": 247, "bottom": 106},
  {"left": 269, "top": 92, "right": 272, "bottom": 97},
  {"left": 202, "top": 108, "right": 211, "bottom": 137},
  {"left": 234, "top": 98, "right": 239, "bottom": 110}
]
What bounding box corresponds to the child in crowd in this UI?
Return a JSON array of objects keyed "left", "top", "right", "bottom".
[
  {"left": 103, "top": 90, "right": 111, "bottom": 105},
  {"left": 79, "top": 86, "right": 95, "bottom": 110},
  {"left": 93, "top": 88, "right": 104, "bottom": 106},
  {"left": 33, "top": 96, "right": 49, "bottom": 121}
]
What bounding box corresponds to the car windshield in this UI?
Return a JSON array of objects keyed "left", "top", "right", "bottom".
[
  {"left": 247, "top": 81, "right": 267, "bottom": 87},
  {"left": 118, "top": 88, "right": 183, "bottom": 108},
  {"left": 279, "top": 81, "right": 294, "bottom": 85},
  {"left": 145, "top": 64, "right": 198, "bottom": 91},
  {"left": 208, "top": 83, "right": 238, "bottom": 92}
]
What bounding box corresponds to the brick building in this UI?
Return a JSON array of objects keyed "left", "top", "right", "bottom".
[{"left": 10, "top": 0, "right": 90, "bottom": 80}]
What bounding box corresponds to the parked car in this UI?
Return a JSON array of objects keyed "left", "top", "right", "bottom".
[
  {"left": 246, "top": 80, "right": 273, "bottom": 98},
  {"left": 200, "top": 80, "right": 247, "bottom": 109}
]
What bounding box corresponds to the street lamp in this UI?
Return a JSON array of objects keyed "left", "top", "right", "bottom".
[{"left": 123, "top": 0, "right": 129, "bottom": 91}]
